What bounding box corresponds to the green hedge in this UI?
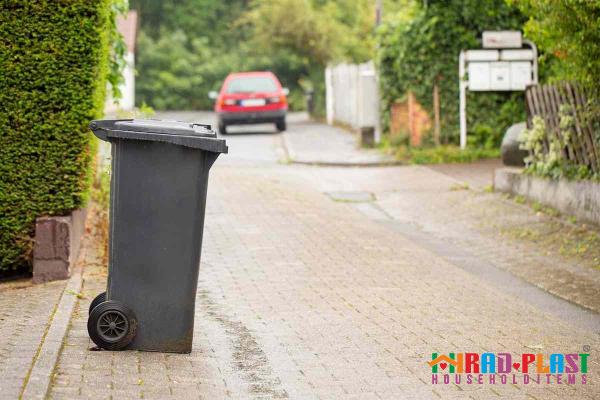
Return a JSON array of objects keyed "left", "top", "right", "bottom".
[
  {"left": 377, "top": 0, "right": 527, "bottom": 148},
  {"left": 0, "top": 1, "right": 113, "bottom": 272}
]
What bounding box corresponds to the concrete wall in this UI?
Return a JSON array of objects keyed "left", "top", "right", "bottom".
[
  {"left": 325, "top": 61, "right": 381, "bottom": 143},
  {"left": 495, "top": 168, "right": 600, "bottom": 225}
]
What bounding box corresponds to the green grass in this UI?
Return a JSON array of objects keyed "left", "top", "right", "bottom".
[
  {"left": 394, "top": 145, "right": 500, "bottom": 165},
  {"left": 501, "top": 194, "right": 600, "bottom": 271},
  {"left": 449, "top": 183, "right": 470, "bottom": 191}
]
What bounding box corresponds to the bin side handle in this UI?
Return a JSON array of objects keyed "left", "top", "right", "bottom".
[
  {"left": 204, "top": 152, "right": 220, "bottom": 170},
  {"left": 89, "top": 119, "right": 134, "bottom": 142}
]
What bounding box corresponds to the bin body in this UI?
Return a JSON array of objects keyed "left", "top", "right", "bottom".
[{"left": 91, "top": 120, "right": 227, "bottom": 353}]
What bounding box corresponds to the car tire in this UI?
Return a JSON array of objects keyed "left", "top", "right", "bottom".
[
  {"left": 275, "top": 119, "right": 286, "bottom": 132},
  {"left": 218, "top": 123, "right": 227, "bottom": 135}
]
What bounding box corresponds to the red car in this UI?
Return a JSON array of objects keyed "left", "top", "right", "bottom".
[{"left": 210, "top": 71, "right": 288, "bottom": 135}]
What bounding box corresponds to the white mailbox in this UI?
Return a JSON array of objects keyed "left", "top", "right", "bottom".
[
  {"left": 510, "top": 61, "right": 533, "bottom": 91},
  {"left": 501, "top": 49, "right": 534, "bottom": 61},
  {"left": 465, "top": 50, "right": 499, "bottom": 62},
  {"left": 468, "top": 63, "right": 490, "bottom": 91},
  {"left": 458, "top": 31, "right": 538, "bottom": 149},
  {"left": 468, "top": 61, "right": 533, "bottom": 92},
  {"left": 490, "top": 62, "right": 511, "bottom": 90},
  {"left": 483, "top": 31, "right": 522, "bottom": 49}
]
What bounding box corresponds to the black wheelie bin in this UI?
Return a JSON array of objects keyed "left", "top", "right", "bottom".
[{"left": 87, "top": 119, "right": 227, "bottom": 353}]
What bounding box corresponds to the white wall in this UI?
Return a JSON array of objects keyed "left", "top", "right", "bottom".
[
  {"left": 325, "top": 61, "right": 381, "bottom": 142},
  {"left": 105, "top": 51, "right": 135, "bottom": 113}
]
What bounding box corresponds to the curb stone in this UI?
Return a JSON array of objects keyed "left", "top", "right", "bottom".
[
  {"left": 280, "top": 131, "right": 403, "bottom": 167},
  {"left": 20, "top": 248, "right": 85, "bottom": 400}
]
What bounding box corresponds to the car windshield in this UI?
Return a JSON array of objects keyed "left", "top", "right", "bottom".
[{"left": 226, "top": 76, "right": 278, "bottom": 93}]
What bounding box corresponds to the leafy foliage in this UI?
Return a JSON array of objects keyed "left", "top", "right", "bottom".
[
  {"left": 107, "top": 0, "right": 130, "bottom": 101},
  {"left": 510, "top": 1, "right": 600, "bottom": 181},
  {"left": 136, "top": 30, "right": 215, "bottom": 110},
  {"left": 132, "top": 0, "right": 376, "bottom": 113},
  {"left": 0, "top": 1, "right": 114, "bottom": 271},
  {"left": 509, "top": 0, "right": 600, "bottom": 91},
  {"left": 241, "top": 0, "right": 374, "bottom": 66},
  {"left": 520, "top": 111, "right": 600, "bottom": 181},
  {"left": 377, "top": 0, "right": 527, "bottom": 147}
]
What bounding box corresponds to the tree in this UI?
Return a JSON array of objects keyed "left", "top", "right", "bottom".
[
  {"left": 509, "top": 0, "right": 600, "bottom": 90},
  {"left": 132, "top": 0, "right": 379, "bottom": 113}
]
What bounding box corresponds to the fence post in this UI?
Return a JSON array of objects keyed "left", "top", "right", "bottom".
[{"left": 433, "top": 80, "right": 441, "bottom": 145}]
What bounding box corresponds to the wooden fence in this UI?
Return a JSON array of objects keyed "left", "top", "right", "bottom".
[{"left": 525, "top": 82, "right": 599, "bottom": 173}]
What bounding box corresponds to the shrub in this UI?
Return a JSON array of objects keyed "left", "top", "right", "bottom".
[
  {"left": 377, "top": 0, "right": 527, "bottom": 147},
  {"left": 509, "top": 0, "right": 600, "bottom": 91},
  {"left": 509, "top": 1, "right": 600, "bottom": 181},
  {"left": 0, "top": 1, "right": 114, "bottom": 272}
]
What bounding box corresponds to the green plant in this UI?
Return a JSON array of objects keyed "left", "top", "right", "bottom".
[
  {"left": 395, "top": 145, "right": 500, "bottom": 164},
  {"left": 509, "top": 0, "right": 600, "bottom": 180},
  {"left": 449, "top": 183, "right": 470, "bottom": 191},
  {"left": 377, "top": 0, "right": 527, "bottom": 146},
  {"left": 514, "top": 195, "right": 527, "bottom": 204},
  {"left": 0, "top": 1, "right": 115, "bottom": 272},
  {"left": 519, "top": 110, "right": 600, "bottom": 180},
  {"left": 92, "top": 170, "right": 111, "bottom": 264},
  {"left": 509, "top": 0, "right": 600, "bottom": 91},
  {"left": 107, "top": 0, "right": 129, "bottom": 101}
]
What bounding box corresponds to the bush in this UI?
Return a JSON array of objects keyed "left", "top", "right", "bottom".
[
  {"left": 377, "top": 0, "right": 526, "bottom": 147},
  {"left": 135, "top": 30, "right": 216, "bottom": 110},
  {"left": 509, "top": 1, "right": 600, "bottom": 181},
  {"left": 510, "top": 0, "right": 600, "bottom": 91},
  {"left": 0, "top": 1, "right": 114, "bottom": 272}
]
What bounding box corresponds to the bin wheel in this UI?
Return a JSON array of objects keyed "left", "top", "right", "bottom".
[
  {"left": 87, "top": 301, "right": 137, "bottom": 350},
  {"left": 88, "top": 291, "right": 107, "bottom": 315},
  {"left": 275, "top": 119, "right": 286, "bottom": 132}
]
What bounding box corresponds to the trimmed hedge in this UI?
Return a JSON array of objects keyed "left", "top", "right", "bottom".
[{"left": 0, "top": 1, "right": 113, "bottom": 272}]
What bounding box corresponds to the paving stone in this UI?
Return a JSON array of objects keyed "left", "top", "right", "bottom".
[
  {"left": 42, "top": 117, "right": 600, "bottom": 399},
  {"left": 0, "top": 278, "right": 66, "bottom": 398}
]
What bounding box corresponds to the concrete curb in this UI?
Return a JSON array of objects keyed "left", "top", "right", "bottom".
[
  {"left": 495, "top": 167, "right": 600, "bottom": 226},
  {"left": 280, "top": 132, "right": 403, "bottom": 168},
  {"left": 21, "top": 248, "right": 85, "bottom": 399}
]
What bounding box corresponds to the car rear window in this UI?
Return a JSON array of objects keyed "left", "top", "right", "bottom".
[{"left": 226, "top": 76, "right": 278, "bottom": 93}]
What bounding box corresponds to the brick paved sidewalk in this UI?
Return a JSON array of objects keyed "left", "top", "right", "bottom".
[
  {"left": 48, "top": 164, "right": 599, "bottom": 399},
  {"left": 0, "top": 277, "right": 66, "bottom": 399},
  {"left": 427, "top": 158, "right": 503, "bottom": 189},
  {"left": 282, "top": 121, "right": 396, "bottom": 166},
  {"left": 291, "top": 165, "right": 600, "bottom": 314}
]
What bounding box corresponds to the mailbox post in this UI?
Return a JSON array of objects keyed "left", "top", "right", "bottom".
[{"left": 459, "top": 31, "right": 537, "bottom": 149}]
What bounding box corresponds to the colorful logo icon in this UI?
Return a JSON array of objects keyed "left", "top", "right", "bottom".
[{"left": 428, "top": 352, "right": 589, "bottom": 385}]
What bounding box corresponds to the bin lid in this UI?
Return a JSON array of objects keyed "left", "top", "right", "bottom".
[{"left": 89, "top": 119, "right": 227, "bottom": 153}]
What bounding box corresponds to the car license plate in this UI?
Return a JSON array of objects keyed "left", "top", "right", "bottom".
[{"left": 241, "top": 98, "right": 266, "bottom": 107}]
